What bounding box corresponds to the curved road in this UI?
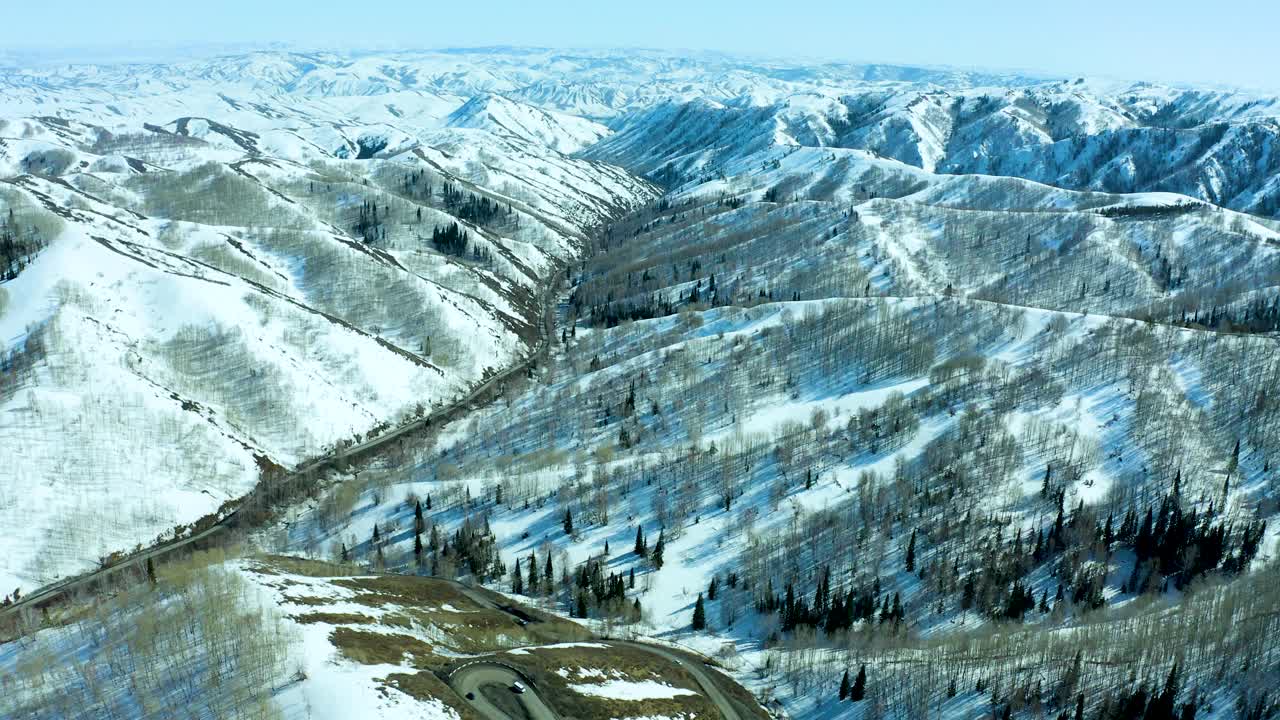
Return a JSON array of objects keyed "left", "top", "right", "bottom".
[
  {"left": 614, "top": 641, "right": 745, "bottom": 720},
  {"left": 448, "top": 640, "right": 749, "bottom": 720},
  {"left": 442, "top": 576, "right": 754, "bottom": 720},
  {"left": 450, "top": 662, "right": 559, "bottom": 720}
]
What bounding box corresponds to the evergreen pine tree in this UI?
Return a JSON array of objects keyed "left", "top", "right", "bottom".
[
  {"left": 692, "top": 593, "right": 707, "bottom": 630},
  {"left": 563, "top": 508, "right": 574, "bottom": 536},
  {"left": 653, "top": 530, "right": 665, "bottom": 569},
  {"left": 851, "top": 665, "right": 866, "bottom": 701},
  {"left": 905, "top": 529, "right": 917, "bottom": 572},
  {"left": 513, "top": 558, "right": 524, "bottom": 595},
  {"left": 635, "top": 526, "right": 647, "bottom": 556},
  {"left": 1149, "top": 662, "right": 1181, "bottom": 720}
]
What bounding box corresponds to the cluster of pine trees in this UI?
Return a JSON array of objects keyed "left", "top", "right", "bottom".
[
  {"left": 439, "top": 181, "right": 511, "bottom": 227},
  {"left": 1170, "top": 294, "right": 1280, "bottom": 334},
  {"left": 837, "top": 665, "right": 867, "bottom": 703},
  {"left": 953, "top": 484, "right": 1266, "bottom": 624},
  {"left": 634, "top": 525, "right": 664, "bottom": 568},
  {"left": 401, "top": 169, "right": 434, "bottom": 202},
  {"left": 952, "top": 463, "right": 1268, "bottom": 622},
  {"left": 571, "top": 270, "right": 735, "bottom": 328},
  {"left": 1090, "top": 663, "right": 1199, "bottom": 720},
  {"left": 756, "top": 570, "right": 903, "bottom": 634},
  {"left": 747, "top": 474, "right": 1269, "bottom": 644},
  {"left": 503, "top": 524, "right": 663, "bottom": 623},
  {"left": 1096, "top": 201, "right": 1200, "bottom": 219},
  {"left": 1, "top": 207, "right": 49, "bottom": 281},
  {"left": 424, "top": 220, "right": 492, "bottom": 263},
  {"left": 573, "top": 290, "right": 677, "bottom": 328},
  {"left": 1123, "top": 491, "right": 1267, "bottom": 592},
  {"left": 512, "top": 548, "right": 557, "bottom": 597},
  {"left": 430, "top": 222, "right": 470, "bottom": 257},
  {"left": 351, "top": 498, "right": 506, "bottom": 581},
  {"left": 569, "top": 556, "right": 633, "bottom": 619},
  {"left": 436, "top": 514, "right": 504, "bottom": 579},
  {"left": 352, "top": 200, "right": 386, "bottom": 244}
]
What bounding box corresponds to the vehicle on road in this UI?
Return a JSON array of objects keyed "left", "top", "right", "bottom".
[
  {"left": 510, "top": 682, "right": 525, "bottom": 694},
  {"left": 465, "top": 692, "right": 475, "bottom": 700}
]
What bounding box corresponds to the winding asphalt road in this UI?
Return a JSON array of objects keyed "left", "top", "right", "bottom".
[
  {"left": 614, "top": 641, "right": 745, "bottom": 720},
  {"left": 447, "top": 638, "right": 748, "bottom": 720},
  {"left": 440, "top": 577, "right": 753, "bottom": 720},
  {"left": 434, "top": 579, "right": 748, "bottom": 720},
  {"left": 450, "top": 662, "right": 558, "bottom": 720}
]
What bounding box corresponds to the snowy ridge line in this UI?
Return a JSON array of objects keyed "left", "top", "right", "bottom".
[
  {"left": 0, "top": 278, "right": 559, "bottom": 632},
  {"left": 827, "top": 292, "right": 1280, "bottom": 341},
  {"left": 410, "top": 149, "right": 603, "bottom": 242},
  {"left": 603, "top": 290, "right": 1278, "bottom": 345}
]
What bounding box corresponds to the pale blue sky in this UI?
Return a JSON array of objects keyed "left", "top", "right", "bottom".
[{"left": 4, "top": 0, "right": 1277, "bottom": 90}]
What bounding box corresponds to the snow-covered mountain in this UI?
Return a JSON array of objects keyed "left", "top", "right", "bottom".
[
  {"left": 3, "top": 46, "right": 1280, "bottom": 720},
  {"left": 0, "top": 50, "right": 659, "bottom": 594},
  {"left": 590, "top": 78, "right": 1280, "bottom": 215},
  {"left": 9, "top": 47, "right": 1280, "bottom": 216},
  {"left": 445, "top": 93, "right": 610, "bottom": 153}
]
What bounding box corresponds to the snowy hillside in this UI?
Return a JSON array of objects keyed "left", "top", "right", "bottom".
[
  {"left": 0, "top": 52, "right": 657, "bottom": 594},
  {"left": 272, "top": 189, "right": 1280, "bottom": 720},
  {"left": 446, "top": 94, "right": 610, "bottom": 153}
]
